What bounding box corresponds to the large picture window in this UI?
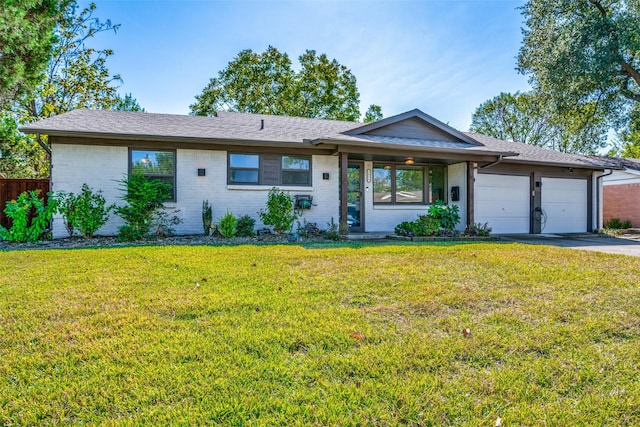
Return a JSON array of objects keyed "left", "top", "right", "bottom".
[
  {"left": 130, "top": 149, "right": 176, "bottom": 201},
  {"left": 228, "top": 153, "right": 311, "bottom": 186},
  {"left": 373, "top": 164, "right": 446, "bottom": 204}
]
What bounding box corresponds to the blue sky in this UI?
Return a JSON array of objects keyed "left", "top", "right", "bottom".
[{"left": 81, "top": 0, "right": 531, "bottom": 131}]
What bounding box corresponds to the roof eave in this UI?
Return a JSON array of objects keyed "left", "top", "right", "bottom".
[
  {"left": 500, "top": 157, "right": 615, "bottom": 170},
  {"left": 310, "top": 137, "right": 518, "bottom": 158},
  {"left": 19, "top": 129, "right": 315, "bottom": 148}
]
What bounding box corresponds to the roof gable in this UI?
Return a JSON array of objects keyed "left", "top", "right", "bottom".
[{"left": 344, "top": 109, "right": 479, "bottom": 145}]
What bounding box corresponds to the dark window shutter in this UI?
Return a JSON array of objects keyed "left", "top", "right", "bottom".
[{"left": 261, "top": 154, "right": 281, "bottom": 185}]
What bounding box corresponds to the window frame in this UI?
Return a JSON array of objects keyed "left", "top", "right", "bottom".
[
  {"left": 228, "top": 154, "right": 261, "bottom": 184},
  {"left": 129, "top": 148, "right": 177, "bottom": 202},
  {"left": 227, "top": 153, "right": 312, "bottom": 187},
  {"left": 372, "top": 163, "right": 447, "bottom": 205}
]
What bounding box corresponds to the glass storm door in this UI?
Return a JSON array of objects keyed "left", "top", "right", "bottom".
[{"left": 347, "top": 164, "right": 363, "bottom": 232}]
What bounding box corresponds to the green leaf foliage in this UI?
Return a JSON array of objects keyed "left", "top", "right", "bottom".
[
  {"left": 620, "top": 104, "right": 640, "bottom": 157},
  {"left": 56, "top": 183, "right": 112, "bottom": 238},
  {"left": 218, "top": 211, "right": 237, "bottom": 238},
  {"left": 4, "top": 1, "right": 134, "bottom": 176},
  {"left": 470, "top": 91, "right": 609, "bottom": 154},
  {"left": 0, "top": 112, "right": 47, "bottom": 178},
  {"left": 428, "top": 202, "right": 460, "bottom": 231},
  {"left": 202, "top": 200, "right": 213, "bottom": 236},
  {"left": 111, "top": 92, "right": 145, "bottom": 112},
  {"left": 363, "top": 104, "right": 383, "bottom": 123},
  {"left": 114, "top": 173, "right": 170, "bottom": 241},
  {"left": 517, "top": 0, "right": 640, "bottom": 125},
  {"left": 236, "top": 214, "right": 256, "bottom": 237},
  {"left": 258, "top": 187, "right": 297, "bottom": 234},
  {"left": 0, "top": 0, "right": 63, "bottom": 108},
  {"left": 0, "top": 189, "right": 57, "bottom": 242},
  {"left": 190, "top": 46, "right": 363, "bottom": 121}
]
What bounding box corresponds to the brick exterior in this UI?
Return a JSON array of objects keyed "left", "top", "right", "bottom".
[
  {"left": 603, "top": 183, "right": 640, "bottom": 227},
  {"left": 50, "top": 144, "right": 339, "bottom": 238}
]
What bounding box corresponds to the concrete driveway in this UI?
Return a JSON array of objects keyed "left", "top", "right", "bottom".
[{"left": 499, "top": 233, "right": 640, "bottom": 257}]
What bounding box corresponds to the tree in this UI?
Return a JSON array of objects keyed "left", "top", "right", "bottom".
[
  {"left": 17, "top": 1, "right": 122, "bottom": 123},
  {"left": 2, "top": 1, "right": 122, "bottom": 177},
  {"left": 470, "top": 91, "right": 609, "bottom": 154},
  {"left": 620, "top": 104, "right": 640, "bottom": 157},
  {"left": 517, "top": 0, "right": 640, "bottom": 119},
  {"left": 0, "top": 0, "right": 65, "bottom": 108},
  {"left": 190, "top": 46, "right": 364, "bottom": 121},
  {"left": 112, "top": 93, "right": 145, "bottom": 112},
  {"left": 363, "top": 104, "right": 383, "bottom": 123},
  {"left": 470, "top": 92, "right": 554, "bottom": 147},
  {"left": 292, "top": 50, "right": 360, "bottom": 121},
  {"left": 0, "top": 112, "right": 46, "bottom": 177}
]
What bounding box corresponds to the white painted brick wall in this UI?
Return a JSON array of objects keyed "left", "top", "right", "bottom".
[
  {"left": 51, "top": 144, "right": 339, "bottom": 237},
  {"left": 51, "top": 144, "right": 127, "bottom": 238}
]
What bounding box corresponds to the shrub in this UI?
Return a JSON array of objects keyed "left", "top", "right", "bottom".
[
  {"left": 605, "top": 218, "right": 632, "bottom": 229},
  {"left": 236, "top": 214, "right": 256, "bottom": 237},
  {"left": 395, "top": 221, "right": 419, "bottom": 237},
  {"left": 202, "top": 200, "right": 213, "bottom": 236},
  {"left": 323, "top": 217, "right": 341, "bottom": 241},
  {"left": 115, "top": 173, "right": 171, "bottom": 241},
  {"left": 259, "top": 188, "right": 298, "bottom": 234},
  {"left": 394, "top": 214, "right": 440, "bottom": 237},
  {"left": 465, "top": 222, "right": 492, "bottom": 237},
  {"left": 428, "top": 202, "right": 460, "bottom": 231},
  {"left": 0, "top": 190, "right": 58, "bottom": 242},
  {"left": 152, "top": 209, "right": 182, "bottom": 238},
  {"left": 218, "top": 211, "right": 237, "bottom": 238},
  {"left": 57, "top": 184, "right": 113, "bottom": 238},
  {"left": 297, "top": 219, "right": 321, "bottom": 238}
]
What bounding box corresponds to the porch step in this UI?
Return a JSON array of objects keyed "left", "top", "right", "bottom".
[{"left": 345, "top": 232, "right": 391, "bottom": 241}]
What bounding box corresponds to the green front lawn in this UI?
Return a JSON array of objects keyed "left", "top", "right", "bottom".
[{"left": 1, "top": 243, "right": 639, "bottom": 425}]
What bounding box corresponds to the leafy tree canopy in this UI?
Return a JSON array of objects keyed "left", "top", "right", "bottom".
[
  {"left": 364, "top": 104, "right": 383, "bottom": 123},
  {"left": 470, "top": 91, "right": 609, "bottom": 154},
  {"left": 0, "top": 0, "right": 65, "bottom": 108},
  {"left": 16, "top": 1, "right": 122, "bottom": 123},
  {"left": 1, "top": 1, "right": 129, "bottom": 178},
  {"left": 517, "top": 0, "right": 640, "bottom": 119},
  {"left": 112, "top": 93, "right": 145, "bottom": 112},
  {"left": 190, "top": 46, "right": 368, "bottom": 121},
  {"left": 620, "top": 104, "right": 640, "bottom": 157}
]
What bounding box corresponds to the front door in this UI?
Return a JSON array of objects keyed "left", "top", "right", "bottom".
[{"left": 347, "top": 163, "right": 364, "bottom": 232}]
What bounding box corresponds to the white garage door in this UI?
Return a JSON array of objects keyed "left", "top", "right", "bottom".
[
  {"left": 541, "top": 177, "right": 587, "bottom": 233},
  {"left": 476, "top": 174, "right": 530, "bottom": 234}
]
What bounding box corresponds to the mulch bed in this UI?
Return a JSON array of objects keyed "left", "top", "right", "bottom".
[{"left": 0, "top": 233, "right": 326, "bottom": 251}]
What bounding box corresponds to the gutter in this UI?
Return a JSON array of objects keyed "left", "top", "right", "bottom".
[
  {"left": 596, "top": 168, "right": 614, "bottom": 230},
  {"left": 479, "top": 155, "right": 503, "bottom": 170},
  {"left": 35, "top": 133, "right": 51, "bottom": 155}
]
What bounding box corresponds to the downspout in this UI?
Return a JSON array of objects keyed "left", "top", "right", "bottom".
[
  {"left": 596, "top": 168, "right": 613, "bottom": 231},
  {"left": 479, "top": 155, "right": 503, "bottom": 170},
  {"left": 35, "top": 133, "right": 51, "bottom": 155}
]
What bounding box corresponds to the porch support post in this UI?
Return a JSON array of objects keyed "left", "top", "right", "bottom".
[
  {"left": 466, "top": 161, "right": 475, "bottom": 229},
  {"left": 340, "top": 152, "right": 349, "bottom": 229}
]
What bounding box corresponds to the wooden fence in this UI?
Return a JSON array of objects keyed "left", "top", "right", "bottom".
[{"left": 0, "top": 179, "right": 50, "bottom": 229}]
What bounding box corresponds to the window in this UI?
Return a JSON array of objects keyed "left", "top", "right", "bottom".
[
  {"left": 373, "top": 164, "right": 446, "bottom": 204},
  {"left": 228, "top": 153, "right": 311, "bottom": 186},
  {"left": 229, "top": 154, "right": 260, "bottom": 184},
  {"left": 130, "top": 149, "right": 176, "bottom": 201},
  {"left": 282, "top": 156, "right": 311, "bottom": 185}
]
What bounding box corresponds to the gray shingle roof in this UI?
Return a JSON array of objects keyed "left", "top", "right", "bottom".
[
  {"left": 19, "top": 109, "right": 360, "bottom": 144},
  {"left": 465, "top": 133, "right": 618, "bottom": 169},
  {"left": 20, "top": 108, "right": 615, "bottom": 169}
]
